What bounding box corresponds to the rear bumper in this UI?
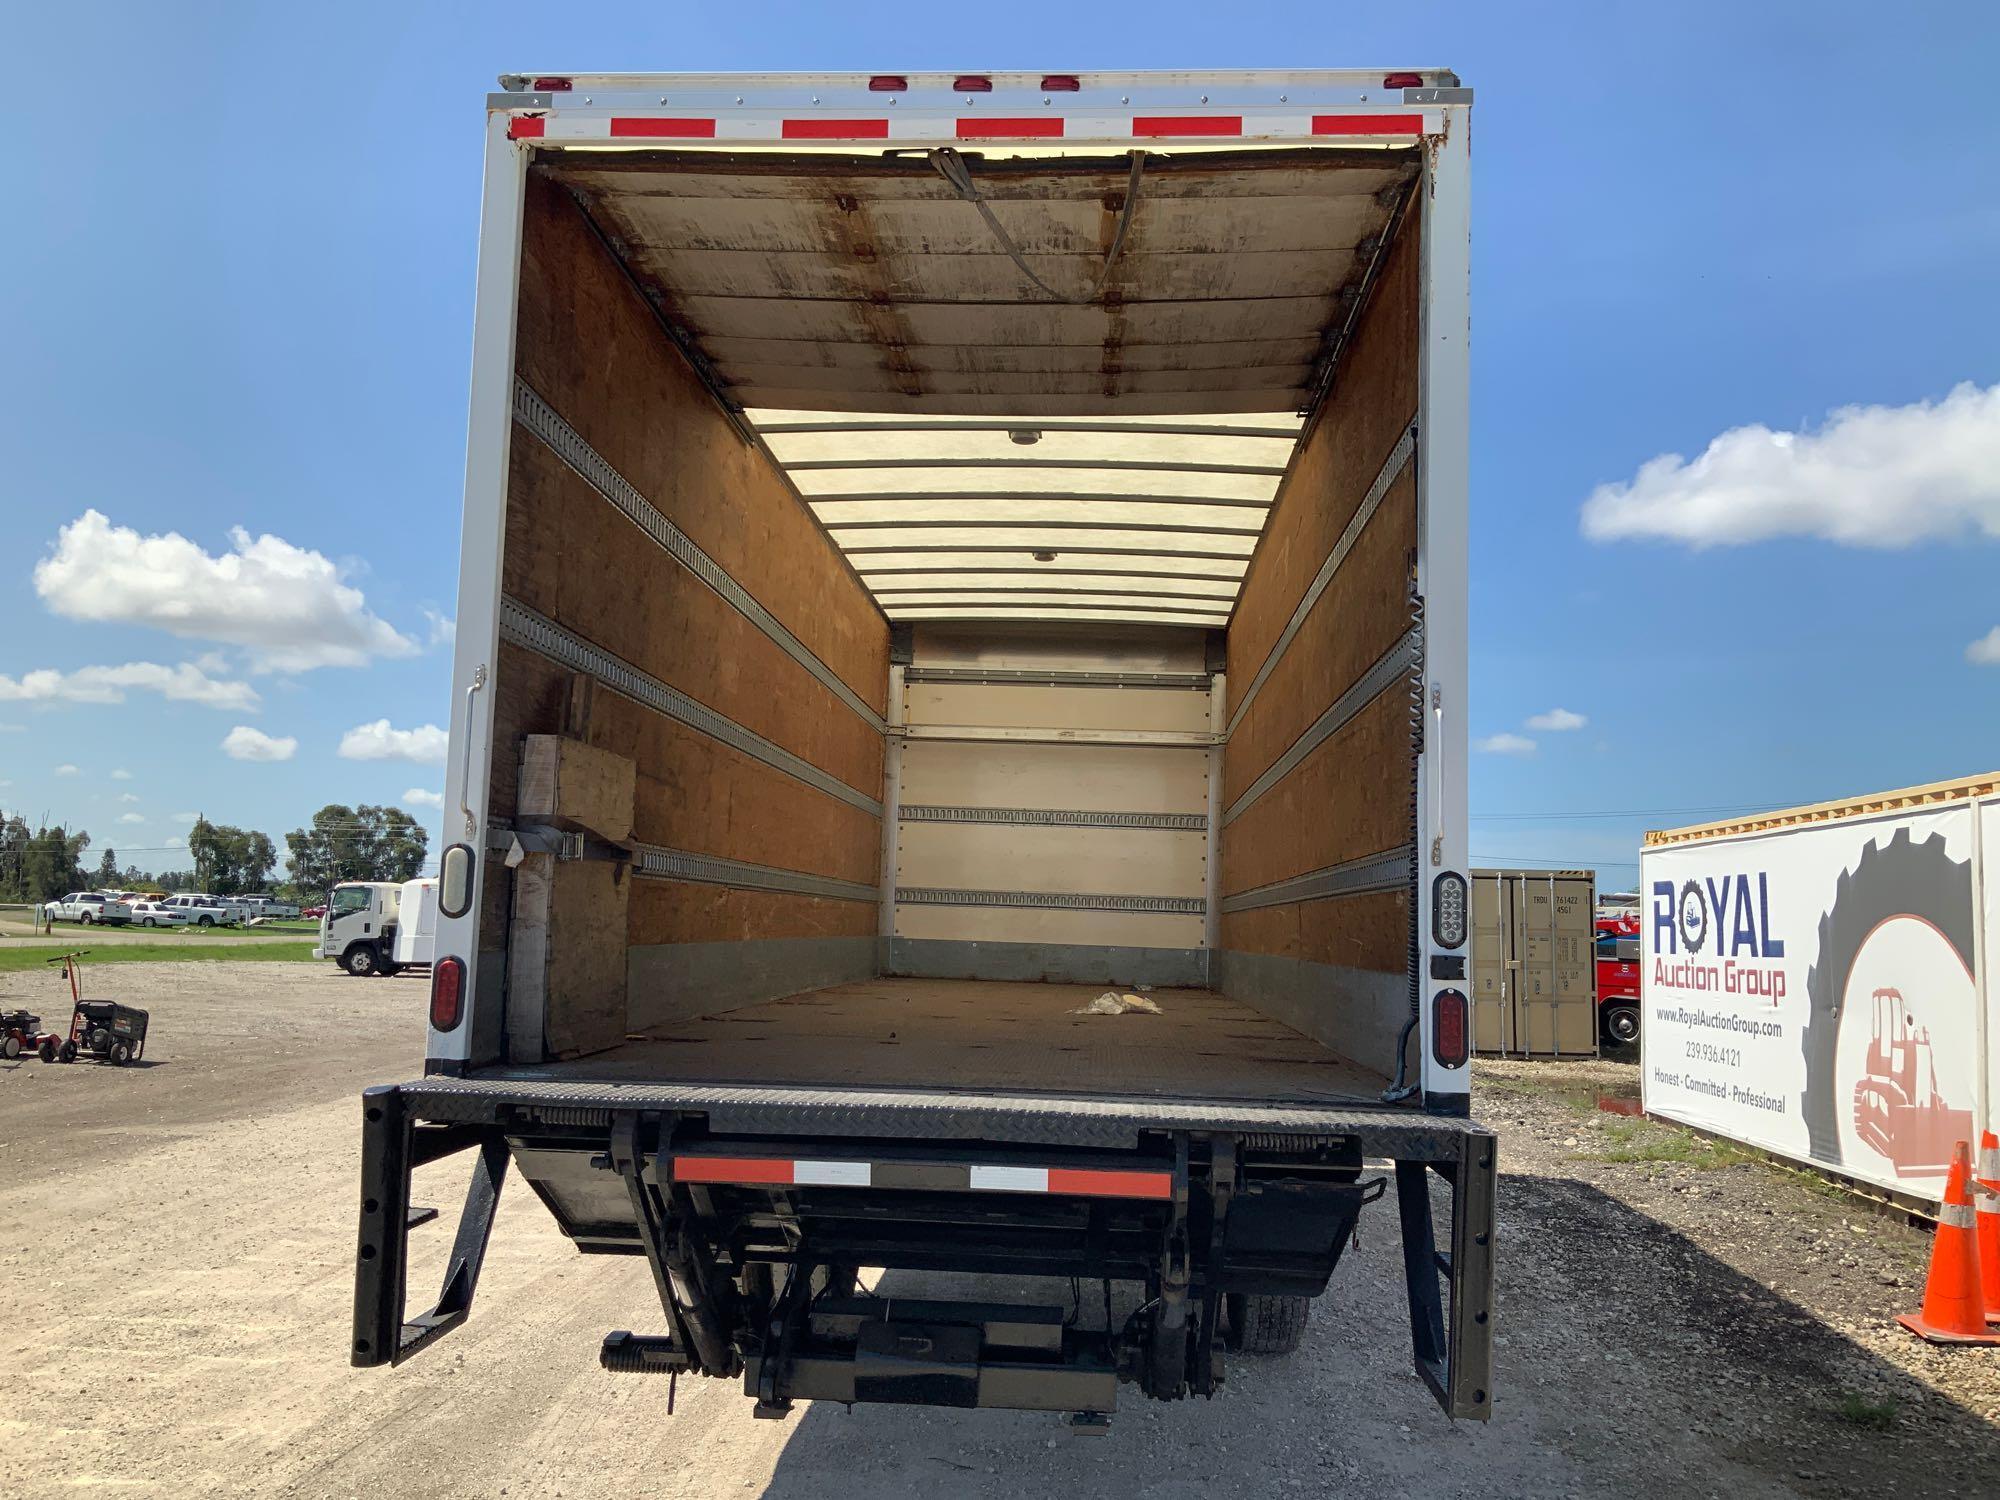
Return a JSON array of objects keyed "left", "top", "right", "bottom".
[{"left": 352, "top": 1076, "right": 1496, "bottom": 1420}]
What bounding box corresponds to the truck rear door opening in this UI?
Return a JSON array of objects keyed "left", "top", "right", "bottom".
[{"left": 355, "top": 69, "right": 1489, "bottom": 1428}]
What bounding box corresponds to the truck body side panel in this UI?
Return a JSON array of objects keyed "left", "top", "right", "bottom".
[
  {"left": 1216, "top": 203, "right": 1422, "bottom": 1083},
  {"left": 481, "top": 172, "right": 892, "bottom": 1057}
]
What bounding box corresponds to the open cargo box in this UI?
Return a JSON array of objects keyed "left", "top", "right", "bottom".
[{"left": 358, "top": 70, "right": 1489, "bottom": 1425}]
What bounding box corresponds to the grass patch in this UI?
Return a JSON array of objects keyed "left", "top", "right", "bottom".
[
  {"left": 1829, "top": 1391, "right": 1897, "bottom": 1430},
  {"left": 0, "top": 942, "right": 317, "bottom": 971},
  {"left": 1574, "top": 1115, "right": 1750, "bottom": 1169}
]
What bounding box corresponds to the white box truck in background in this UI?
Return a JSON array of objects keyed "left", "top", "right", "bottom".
[
  {"left": 352, "top": 67, "right": 1491, "bottom": 1427},
  {"left": 1642, "top": 771, "right": 1999, "bottom": 1209}
]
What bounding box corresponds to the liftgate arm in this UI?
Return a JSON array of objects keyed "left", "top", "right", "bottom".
[
  {"left": 1395, "top": 1125, "right": 1495, "bottom": 1420},
  {"left": 352, "top": 1085, "right": 512, "bottom": 1367}
]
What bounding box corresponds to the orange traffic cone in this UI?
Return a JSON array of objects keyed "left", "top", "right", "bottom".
[
  {"left": 1898, "top": 1141, "right": 2000, "bottom": 1345},
  {"left": 1977, "top": 1132, "right": 2000, "bottom": 1327}
]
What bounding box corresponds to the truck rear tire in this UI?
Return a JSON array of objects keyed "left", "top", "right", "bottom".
[
  {"left": 1227, "top": 1293, "right": 1310, "bottom": 1355},
  {"left": 1603, "top": 1005, "right": 1640, "bottom": 1045},
  {"left": 344, "top": 945, "right": 380, "bottom": 977},
  {"left": 197, "top": 915, "right": 214, "bottom": 927}
]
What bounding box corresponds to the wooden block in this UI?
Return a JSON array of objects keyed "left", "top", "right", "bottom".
[
  {"left": 508, "top": 856, "right": 632, "bottom": 1060},
  {"left": 519, "top": 734, "right": 636, "bottom": 843}
]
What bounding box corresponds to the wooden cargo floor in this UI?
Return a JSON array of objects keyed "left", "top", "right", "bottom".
[{"left": 510, "top": 977, "right": 1387, "bottom": 1104}]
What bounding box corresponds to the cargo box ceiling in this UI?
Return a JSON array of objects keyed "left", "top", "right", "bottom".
[{"left": 543, "top": 145, "right": 1419, "bottom": 624}]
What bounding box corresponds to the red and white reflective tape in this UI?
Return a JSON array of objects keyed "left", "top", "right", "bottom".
[
  {"left": 508, "top": 111, "right": 1431, "bottom": 144},
  {"left": 671, "top": 1153, "right": 1172, "bottom": 1201},
  {"left": 1977, "top": 1137, "right": 2000, "bottom": 1192}
]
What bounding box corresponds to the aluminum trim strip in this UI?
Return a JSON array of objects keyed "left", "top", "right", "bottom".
[
  {"left": 901, "top": 805, "right": 1207, "bottom": 830},
  {"left": 631, "top": 843, "right": 879, "bottom": 903},
  {"left": 897, "top": 887, "right": 1206, "bottom": 915},
  {"left": 499, "top": 598, "right": 884, "bottom": 816},
  {"left": 1227, "top": 423, "right": 1416, "bottom": 735},
  {"left": 1219, "top": 846, "right": 1415, "bottom": 913},
  {"left": 1222, "top": 628, "right": 1419, "bottom": 825},
  {"left": 903, "top": 666, "right": 1212, "bottom": 690},
  {"left": 898, "top": 723, "right": 1218, "bottom": 748},
  {"left": 512, "top": 379, "right": 886, "bottom": 734}
]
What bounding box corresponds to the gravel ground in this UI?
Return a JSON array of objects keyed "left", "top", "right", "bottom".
[{"left": 2, "top": 964, "right": 1997, "bottom": 1497}]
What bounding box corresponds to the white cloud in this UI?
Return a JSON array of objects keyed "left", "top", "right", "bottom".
[
  {"left": 1968, "top": 627, "right": 2000, "bottom": 666},
  {"left": 0, "top": 723, "right": 23, "bottom": 733},
  {"left": 1525, "top": 707, "right": 1588, "bottom": 732},
  {"left": 0, "top": 660, "right": 258, "bottom": 711},
  {"left": 425, "top": 609, "right": 456, "bottom": 648},
  {"left": 222, "top": 725, "right": 298, "bottom": 762},
  {"left": 339, "top": 719, "right": 448, "bottom": 766},
  {"left": 110, "top": 768, "right": 132, "bottom": 779},
  {"left": 169, "top": 812, "right": 198, "bottom": 823},
  {"left": 1475, "top": 733, "right": 1537, "bottom": 756},
  {"left": 55, "top": 763, "right": 81, "bottom": 776},
  {"left": 118, "top": 812, "right": 145, "bottom": 824},
  {"left": 34, "top": 509, "right": 418, "bottom": 672},
  {"left": 117, "top": 792, "right": 140, "bottom": 804},
  {"left": 1580, "top": 381, "right": 2000, "bottom": 548},
  {"left": 402, "top": 787, "right": 445, "bottom": 810}
]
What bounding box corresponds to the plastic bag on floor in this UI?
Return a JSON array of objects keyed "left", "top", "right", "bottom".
[{"left": 1070, "top": 991, "right": 1163, "bottom": 1016}]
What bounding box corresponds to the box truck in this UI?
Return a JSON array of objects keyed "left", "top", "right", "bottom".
[
  {"left": 1642, "top": 772, "right": 1999, "bottom": 1211},
  {"left": 353, "top": 68, "right": 1491, "bottom": 1425}
]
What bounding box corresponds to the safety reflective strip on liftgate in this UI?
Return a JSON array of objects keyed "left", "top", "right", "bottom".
[{"left": 669, "top": 1154, "right": 1172, "bottom": 1200}]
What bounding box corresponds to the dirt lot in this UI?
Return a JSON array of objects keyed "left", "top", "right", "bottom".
[{"left": 3, "top": 963, "right": 1998, "bottom": 1498}]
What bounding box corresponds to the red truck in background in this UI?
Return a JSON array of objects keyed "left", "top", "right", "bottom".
[{"left": 1596, "top": 915, "right": 1641, "bottom": 1045}]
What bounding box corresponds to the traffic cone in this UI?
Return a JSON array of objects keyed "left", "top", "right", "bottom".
[
  {"left": 1897, "top": 1141, "right": 2000, "bottom": 1345},
  {"left": 1978, "top": 1131, "right": 2000, "bottom": 1327}
]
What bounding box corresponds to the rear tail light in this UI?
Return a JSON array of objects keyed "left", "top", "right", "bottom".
[
  {"left": 954, "top": 75, "right": 993, "bottom": 93},
  {"left": 1040, "top": 74, "right": 1081, "bottom": 92},
  {"left": 531, "top": 77, "right": 573, "bottom": 92},
  {"left": 868, "top": 75, "right": 908, "bottom": 92},
  {"left": 1432, "top": 870, "right": 1468, "bottom": 948},
  {"left": 1382, "top": 72, "right": 1425, "bottom": 90},
  {"left": 431, "top": 957, "right": 466, "bottom": 1033},
  {"left": 1432, "top": 988, "right": 1469, "bottom": 1069}
]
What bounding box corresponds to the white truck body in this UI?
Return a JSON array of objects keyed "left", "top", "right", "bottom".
[
  {"left": 318, "top": 880, "right": 415, "bottom": 975},
  {"left": 392, "top": 878, "right": 438, "bottom": 967},
  {"left": 351, "top": 68, "right": 1489, "bottom": 1427}
]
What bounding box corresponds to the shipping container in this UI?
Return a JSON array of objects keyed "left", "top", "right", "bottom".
[
  {"left": 1641, "top": 772, "right": 1999, "bottom": 1208},
  {"left": 351, "top": 69, "right": 1491, "bottom": 1428},
  {"left": 1469, "top": 868, "right": 1598, "bottom": 1058}
]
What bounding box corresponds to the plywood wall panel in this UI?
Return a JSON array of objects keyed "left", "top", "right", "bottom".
[
  {"left": 515, "top": 171, "right": 888, "bottom": 717},
  {"left": 1226, "top": 207, "right": 1420, "bottom": 696},
  {"left": 1220, "top": 688, "right": 1411, "bottom": 897},
  {"left": 1223, "top": 473, "right": 1415, "bottom": 806},
  {"left": 628, "top": 879, "right": 878, "bottom": 947},
  {"left": 503, "top": 431, "right": 883, "bottom": 798}
]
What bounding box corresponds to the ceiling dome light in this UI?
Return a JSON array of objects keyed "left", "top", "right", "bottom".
[
  {"left": 1008, "top": 428, "right": 1042, "bottom": 445},
  {"left": 1032, "top": 550, "right": 1057, "bottom": 562}
]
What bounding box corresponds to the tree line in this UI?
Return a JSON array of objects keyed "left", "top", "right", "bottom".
[{"left": 0, "top": 803, "right": 428, "bottom": 904}]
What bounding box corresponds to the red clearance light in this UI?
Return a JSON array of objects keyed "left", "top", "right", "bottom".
[
  {"left": 1432, "top": 988, "right": 1469, "bottom": 1070},
  {"left": 1040, "top": 74, "right": 1081, "bottom": 92},
  {"left": 868, "top": 75, "right": 908, "bottom": 92},
  {"left": 531, "top": 77, "right": 573, "bottom": 92},
  {"left": 1382, "top": 72, "right": 1425, "bottom": 89},
  {"left": 954, "top": 75, "right": 993, "bottom": 93},
  {"left": 430, "top": 956, "right": 465, "bottom": 1033}
]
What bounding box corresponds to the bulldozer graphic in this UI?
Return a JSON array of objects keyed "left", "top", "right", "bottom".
[
  {"left": 1800, "top": 826, "right": 1977, "bottom": 1174},
  {"left": 1851, "top": 986, "right": 1972, "bottom": 1176}
]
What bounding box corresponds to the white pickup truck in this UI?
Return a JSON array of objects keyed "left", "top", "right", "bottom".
[
  {"left": 160, "top": 893, "right": 248, "bottom": 928},
  {"left": 42, "top": 891, "right": 131, "bottom": 926}
]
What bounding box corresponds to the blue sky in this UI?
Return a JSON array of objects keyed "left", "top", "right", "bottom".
[{"left": 2, "top": 2, "right": 1996, "bottom": 887}]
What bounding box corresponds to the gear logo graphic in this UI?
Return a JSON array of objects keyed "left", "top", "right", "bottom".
[{"left": 1676, "top": 879, "right": 1708, "bottom": 955}]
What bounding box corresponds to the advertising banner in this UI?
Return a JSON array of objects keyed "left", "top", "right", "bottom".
[{"left": 1641, "top": 807, "right": 1990, "bottom": 1204}]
